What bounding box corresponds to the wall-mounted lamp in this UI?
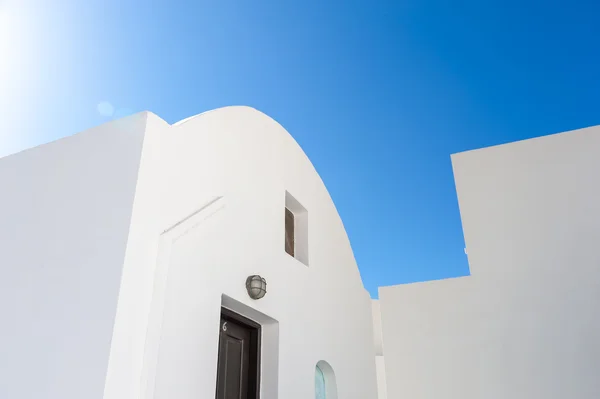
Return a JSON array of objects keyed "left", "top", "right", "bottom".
[{"left": 246, "top": 275, "right": 267, "bottom": 300}]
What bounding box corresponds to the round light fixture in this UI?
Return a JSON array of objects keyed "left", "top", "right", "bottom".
[{"left": 246, "top": 275, "right": 267, "bottom": 300}]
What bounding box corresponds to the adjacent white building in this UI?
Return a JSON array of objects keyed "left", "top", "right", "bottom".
[
  {"left": 0, "top": 106, "right": 598, "bottom": 399},
  {"left": 377, "top": 124, "right": 600, "bottom": 399}
]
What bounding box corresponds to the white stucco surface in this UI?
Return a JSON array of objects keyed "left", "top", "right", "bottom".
[
  {"left": 139, "top": 106, "right": 379, "bottom": 399},
  {"left": 371, "top": 300, "right": 387, "bottom": 399},
  {"left": 8, "top": 105, "right": 597, "bottom": 399},
  {"left": 0, "top": 114, "right": 148, "bottom": 399},
  {"left": 379, "top": 125, "right": 600, "bottom": 399},
  {"left": 0, "top": 107, "right": 379, "bottom": 399}
]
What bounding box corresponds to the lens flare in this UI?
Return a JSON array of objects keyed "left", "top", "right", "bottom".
[{"left": 97, "top": 101, "right": 115, "bottom": 117}]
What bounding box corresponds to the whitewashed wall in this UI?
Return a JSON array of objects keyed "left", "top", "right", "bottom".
[
  {"left": 130, "top": 106, "right": 379, "bottom": 399},
  {"left": 371, "top": 300, "right": 387, "bottom": 399},
  {"left": 0, "top": 106, "right": 379, "bottom": 399},
  {"left": 0, "top": 114, "right": 148, "bottom": 399},
  {"left": 379, "top": 125, "right": 600, "bottom": 399}
]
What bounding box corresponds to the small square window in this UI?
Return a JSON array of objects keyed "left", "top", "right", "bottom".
[{"left": 285, "top": 191, "right": 308, "bottom": 266}]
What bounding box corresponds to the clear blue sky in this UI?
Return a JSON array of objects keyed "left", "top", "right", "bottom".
[{"left": 2, "top": 0, "right": 600, "bottom": 297}]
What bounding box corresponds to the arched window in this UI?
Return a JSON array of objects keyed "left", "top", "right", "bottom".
[
  {"left": 315, "top": 361, "right": 337, "bottom": 399},
  {"left": 315, "top": 365, "right": 326, "bottom": 399}
]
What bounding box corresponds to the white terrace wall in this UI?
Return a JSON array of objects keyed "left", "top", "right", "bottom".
[
  {"left": 378, "top": 125, "right": 600, "bottom": 399},
  {"left": 0, "top": 114, "right": 149, "bottom": 399}
]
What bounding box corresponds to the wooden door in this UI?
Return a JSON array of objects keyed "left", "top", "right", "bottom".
[{"left": 215, "top": 310, "right": 260, "bottom": 399}]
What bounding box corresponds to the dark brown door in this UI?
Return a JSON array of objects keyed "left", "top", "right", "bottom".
[{"left": 215, "top": 309, "right": 260, "bottom": 399}]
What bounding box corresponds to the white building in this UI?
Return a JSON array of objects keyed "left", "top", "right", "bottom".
[
  {"left": 0, "top": 106, "right": 599, "bottom": 399},
  {"left": 378, "top": 124, "right": 600, "bottom": 399}
]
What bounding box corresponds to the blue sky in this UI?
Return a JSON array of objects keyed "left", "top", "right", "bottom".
[{"left": 2, "top": 0, "right": 600, "bottom": 297}]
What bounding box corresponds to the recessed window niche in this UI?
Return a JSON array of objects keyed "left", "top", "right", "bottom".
[
  {"left": 315, "top": 360, "right": 337, "bottom": 399},
  {"left": 284, "top": 191, "right": 308, "bottom": 266}
]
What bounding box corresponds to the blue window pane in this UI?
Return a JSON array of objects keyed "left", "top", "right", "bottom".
[{"left": 315, "top": 365, "right": 326, "bottom": 399}]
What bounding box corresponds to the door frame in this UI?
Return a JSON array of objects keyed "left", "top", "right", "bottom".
[{"left": 217, "top": 307, "right": 262, "bottom": 398}]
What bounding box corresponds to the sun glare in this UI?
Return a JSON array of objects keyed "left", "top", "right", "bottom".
[
  {"left": 0, "top": 3, "right": 40, "bottom": 95},
  {"left": 0, "top": 6, "right": 15, "bottom": 62},
  {"left": 0, "top": 3, "right": 36, "bottom": 156},
  {"left": 0, "top": 4, "right": 37, "bottom": 89},
  {"left": 0, "top": 6, "right": 20, "bottom": 94}
]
